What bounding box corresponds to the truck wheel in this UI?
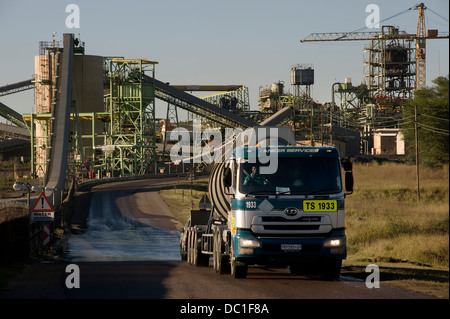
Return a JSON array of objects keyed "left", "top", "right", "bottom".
[
  {"left": 231, "top": 259, "right": 248, "bottom": 279},
  {"left": 321, "top": 259, "right": 342, "bottom": 281},
  {"left": 219, "top": 255, "right": 231, "bottom": 274},
  {"left": 230, "top": 245, "right": 247, "bottom": 278},
  {"left": 289, "top": 263, "right": 305, "bottom": 275},
  {"left": 213, "top": 229, "right": 230, "bottom": 274}
]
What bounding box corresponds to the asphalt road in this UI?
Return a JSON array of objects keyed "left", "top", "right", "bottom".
[{"left": 1, "top": 176, "right": 435, "bottom": 304}]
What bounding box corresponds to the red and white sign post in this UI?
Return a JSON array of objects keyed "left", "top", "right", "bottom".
[
  {"left": 43, "top": 224, "right": 51, "bottom": 247},
  {"left": 30, "top": 192, "right": 55, "bottom": 248}
]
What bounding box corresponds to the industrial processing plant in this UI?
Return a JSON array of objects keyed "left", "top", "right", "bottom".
[{"left": 0, "top": 2, "right": 448, "bottom": 201}]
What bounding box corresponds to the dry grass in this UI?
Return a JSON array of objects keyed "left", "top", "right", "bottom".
[
  {"left": 346, "top": 163, "right": 449, "bottom": 270},
  {"left": 159, "top": 179, "right": 209, "bottom": 225},
  {"left": 344, "top": 162, "right": 449, "bottom": 298},
  {"left": 353, "top": 162, "right": 449, "bottom": 190},
  {"left": 160, "top": 162, "right": 449, "bottom": 298}
]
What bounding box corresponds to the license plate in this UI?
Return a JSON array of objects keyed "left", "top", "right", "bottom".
[
  {"left": 281, "top": 244, "right": 302, "bottom": 251},
  {"left": 303, "top": 200, "right": 337, "bottom": 212}
]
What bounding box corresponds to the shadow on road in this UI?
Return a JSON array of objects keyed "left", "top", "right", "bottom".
[{"left": 0, "top": 260, "right": 178, "bottom": 299}]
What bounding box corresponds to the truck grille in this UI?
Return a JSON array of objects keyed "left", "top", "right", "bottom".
[
  {"left": 261, "top": 216, "right": 321, "bottom": 222},
  {"left": 263, "top": 244, "right": 322, "bottom": 252},
  {"left": 251, "top": 214, "right": 330, "bottom": 234},
  {"left": 263, "top": 224, "right": 320, "bottom": 231}
]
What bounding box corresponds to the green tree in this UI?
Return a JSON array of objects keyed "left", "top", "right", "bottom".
[{"left": 401, "top": 76, "right": 449, "bottom": 167}]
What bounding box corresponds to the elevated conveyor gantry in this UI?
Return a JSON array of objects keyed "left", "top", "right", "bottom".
[
  {"left": 146, "top": 76, "right": 256, "bottom": 129},
  {"left": 24, "top": 36, "right": 258, "bottom": 202}
]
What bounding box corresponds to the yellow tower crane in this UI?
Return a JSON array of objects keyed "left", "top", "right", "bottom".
[{"left": 300, "top": 3, "right": 448, "bottom": 91}]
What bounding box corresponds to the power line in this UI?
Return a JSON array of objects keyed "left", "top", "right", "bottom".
[
  {"left": 419, "top": 113, "right": 449, "bottom": 122},
  {"left": 427, "top": 7, "right": 450, "bottom": 23},
  {"left": 418, "top": 106, "right": 450, "bottom": 112},
  {"left": 418, "top": 122, "right": 449, "bottom": 134},
  {"left": 418, "top": 126, "right": 449, "bottom": 135},
  {"left": 400, "top": 120, "right": 415, "bottom": 126},
  {"left": 351, "top": 7, "right": 414, "bottom": 33}
]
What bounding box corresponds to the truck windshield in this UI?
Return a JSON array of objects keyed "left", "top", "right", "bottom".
[{"left": 239, "top": 157, "right": 342, "bottom": 195}]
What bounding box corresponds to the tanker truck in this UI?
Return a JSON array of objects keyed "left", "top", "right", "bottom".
[{"left": 182, "top": 126, "right": 353, "bottom": 280}]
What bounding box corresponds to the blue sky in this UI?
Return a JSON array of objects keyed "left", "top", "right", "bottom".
[{"left": 0, "top": 0, "right": 448, "bottom": 120}]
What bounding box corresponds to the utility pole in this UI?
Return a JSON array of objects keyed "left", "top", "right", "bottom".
[
  {"left": 415, "top": 104, "right": 420, "bottom": 201},
  {"left": 310, "top": 97, "right": 314, "bottom": 146}
]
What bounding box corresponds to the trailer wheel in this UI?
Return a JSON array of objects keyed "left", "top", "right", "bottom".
[
  {"left": 188, "top": 228, "right": 195, "bottom": 265},
  {"left": 186, "top": 228, "right": 193, "bottom": 265},
  {"left": 192, "top": 231, "right": 209, "bottom": 267},
  {"left": 197, "top": 252, "right": 210, "bottom": 267},
  {"left": 213, "top": 229, "right": 220, "bottom": 272},
  {"left": 192, "top": 231, "right": 198, "bottom": 265}
]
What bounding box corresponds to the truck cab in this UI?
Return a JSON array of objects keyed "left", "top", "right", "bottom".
[{"left": 220, "top": 145, "right": 353, "bottom": 279}]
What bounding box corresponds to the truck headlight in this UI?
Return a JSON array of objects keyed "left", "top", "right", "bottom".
[
  {"left": 239, "top": 238, "right": 260, "bottom": 248},
  {"left": 324, "top": 238, "right": 345, "bottom": 254},
  {"left": 330, "top": 239, "right": 341, "bottom": 247},
  {"left": 324, "top": 239, "right": 343, "bottom": 247}
]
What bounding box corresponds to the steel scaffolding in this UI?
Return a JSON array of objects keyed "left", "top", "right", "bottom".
[
  {"left": 363, "top": 26, "right": 416, "bottom": 100},
  {"left": 103, "top": 58, "right": 158, "bottom": 176}
]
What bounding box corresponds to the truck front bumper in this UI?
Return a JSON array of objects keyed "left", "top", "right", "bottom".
[{"left": 234, "top": 229, "right": 346, "bottom": 266}]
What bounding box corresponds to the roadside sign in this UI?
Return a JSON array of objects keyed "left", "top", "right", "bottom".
[
  {"left": 31, "top": 192, "right": 54, "bottom": 212},
  {"left": 43, "top": 224, "right": 51, "bottom": 246},
  {"left": 31, "top": 192, "right": 54, "bottom": 221},
  {"left": 31, "top": 211, "right": 54, "bottom": 222},
  {"left": 79, "top": 162, "right": 88, "bottom": 173}
]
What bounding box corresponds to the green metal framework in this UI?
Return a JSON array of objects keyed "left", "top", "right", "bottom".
[
  {"left": 332, "top": 82, "right": 370, "bottom": 129},
  {"left": 258, "top": 91, "right": 317, "bottom": 141},
  {"left": 162, "top": 102, "right": 179, "bottom": 158},
  {"left": 23, "top": 37, "right": 161, "bottom": 182},
  {"left": 200, "top": 86, "right": 250, "bottom": 114},
  {"left": 188, "top": 86, "right": 251, "bottom": 126},
  {"left": 103, "top": 58, "right": 158, "bottom": 176}
]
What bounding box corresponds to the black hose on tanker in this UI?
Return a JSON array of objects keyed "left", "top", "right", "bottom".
[
  {"left": 208, "top": 162, "right": 231, "bottom": 221},
  {"left": 207, "top": 110, "right": 296, "bottom": 222}
]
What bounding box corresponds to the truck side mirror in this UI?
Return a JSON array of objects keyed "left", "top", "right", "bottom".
[
  {"left": 342, "top": 160, "right": 352, "bottom": 172},
  {"left": 223, "top": 167, "right": 232, "bottom": 188},
  {"left": 345, "top": 171, "right": 353, "bottom": 194}
]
